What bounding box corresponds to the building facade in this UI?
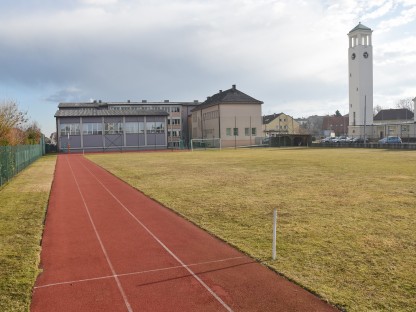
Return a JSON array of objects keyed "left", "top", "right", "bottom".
[
  {"left": 191, "top": 85, "right": 263, "bottom": 147},
  {"left": 56, "top": 100, "right": 200, "bottom": 152},
  {"left": 263, "top": 113, "right": 301, "bottom": 136},
  {"left": 322, "top": 115, "right": 349, "bottom": 137},
  {"left": 55, "top": 102, "right": 170, "bottom": 152},
  {"left": 372, "top": 108, "right": 415, "bottom": 141}
]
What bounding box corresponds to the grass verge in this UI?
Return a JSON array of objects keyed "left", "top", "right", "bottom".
[
  {"left": 0, "top": 155, "right": 56, "bottom": 312},
  {"left": 88, "top": 148, "right": 416, "bottom": 312}
]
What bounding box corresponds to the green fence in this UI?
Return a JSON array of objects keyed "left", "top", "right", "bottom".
[{"left": 0, "top": 144, "right": 43, "bottom": 187}]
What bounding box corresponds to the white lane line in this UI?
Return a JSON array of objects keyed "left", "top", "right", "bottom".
[
  {"left": 66, "top": 156, "right": 133, "bottom": 312},
  {"left": 34, "top": 256, "right": 247, "bottom": 289},
  {"left": 79, "top": 157, "right": 234, "bottom": 312}
]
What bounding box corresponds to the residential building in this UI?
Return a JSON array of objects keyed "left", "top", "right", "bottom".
[
  {"left": 373, "top": 108, "right": 415, "bottom": 139},
  {"left": 191, "top": 85, "right": 263, "bottom": 147},
  {"left": 322, "top": 115, "right": 349, "bottom": 137},
  {"left": 263, "top": 113, "right": 301, "bottom": 136}
]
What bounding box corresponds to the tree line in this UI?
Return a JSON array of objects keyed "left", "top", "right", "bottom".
[{"left": 0, "top": 100, "right": 42, "bottom": 146}]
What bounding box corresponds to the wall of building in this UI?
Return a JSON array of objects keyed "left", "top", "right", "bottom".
[
  {"left": 57, "top": 116, "right": 167, "bottom": 152},
  {"left": 263, "top": 113, "right": 301, "bottom": 136}
]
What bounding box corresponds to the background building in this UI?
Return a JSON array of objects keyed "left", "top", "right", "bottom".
[
  {"left": 373, "top": 108, "right": 415, "bottom": 140},
  {"left": 263, "top": 113, "right": 301, "bottom": 136},
  {"left": 55, "top": 102, "right": 169, "bottom": 152},
  {"left": 322, "top": 115, "right": 349, "bottom": 137},
  {"left": 56, "top": 100, "right": 200, "bottom": 152},
  {"left": 191, "top": 85, "right": 263, "bottom": 147}
]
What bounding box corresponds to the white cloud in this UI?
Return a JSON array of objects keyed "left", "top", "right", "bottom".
[
  {"left": 79, "top": 0, "right": 118, "bottom": 5},
  {"left": 1, "top": 0, "right": 416, "bottom": 135}
]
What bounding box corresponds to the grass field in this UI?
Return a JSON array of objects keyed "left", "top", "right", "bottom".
[
  {"left": 88, "top": 148, "right": 416, "bottom": 312},
  {"left": 0, "top": 155, "right": 56, "bottom": 312}
]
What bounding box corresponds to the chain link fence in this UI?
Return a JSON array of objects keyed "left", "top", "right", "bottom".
[{"left": 0, "top": 144, "right": 43, "bottom": 187}]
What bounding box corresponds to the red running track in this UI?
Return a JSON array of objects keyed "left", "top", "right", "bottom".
[{"left": 31, "top": 154, "right": 337, "bottom": 312}]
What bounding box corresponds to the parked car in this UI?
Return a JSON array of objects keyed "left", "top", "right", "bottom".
[
  {"left": 321, "top": 137, "right": 333, "bottom": 143},
  {"left": 351, "top": 137, "right": 369, "bottom": 143},
  {"left": 378, "top": 136, "right": 402, "bottom": 144}
]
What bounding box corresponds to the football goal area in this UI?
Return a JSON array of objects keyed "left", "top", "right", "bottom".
[{"left": 190, "top": 138, "right": 222, "bottom": 151}]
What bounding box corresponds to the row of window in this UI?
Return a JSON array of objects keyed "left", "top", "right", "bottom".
[
  {"left": 60, "top": 122, "right": 165, "bottom": 136},
  {"left": 203, "top": 110, "right": 219, "bottom": 121},
  {"left": 276, "top": 125, "right": 289, "bottom": 130},
  {"left": 109, "top": 106, "right": 180, "bottom": 113},
  {"left": 167, "top": 118, "right": 181, "bottom": 125},
  {"left": 167, "top": 130, "right": 181, "bottom": 137},
  {"left": 226, "top": 128, "right": 257, "bottom": 136}
]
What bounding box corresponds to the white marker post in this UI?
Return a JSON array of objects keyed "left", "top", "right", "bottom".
[{"left": 272, "top": 208, "right": 277, "bottom": 260}]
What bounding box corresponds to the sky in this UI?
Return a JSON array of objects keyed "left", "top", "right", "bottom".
[{"left": 1, "top": 0, "right": 416, "bottom": 136}]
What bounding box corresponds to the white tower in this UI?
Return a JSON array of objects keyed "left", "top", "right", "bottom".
[{"left": 348, "top": 23, "right": 373, "bottom": 137}]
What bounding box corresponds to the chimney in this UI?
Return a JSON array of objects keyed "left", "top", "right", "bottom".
[
  {"left": 193, "top": 100, "right": 199, "bottom": 103},
  {"left": 142, "top": 100, "right": 147, "bottom": 103},
  {"left": 127, "top": 100, "right": 130, "bottom": 103},
  {"left": 232, "top": 84, "right": 236, "bottom": 90},
  {"left": 164, "top": 100, "right": 169, "bottom": 103}
]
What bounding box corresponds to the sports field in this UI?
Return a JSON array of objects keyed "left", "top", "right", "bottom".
[{"left": 87, "top": 148, "right": 416, "bottom": 312}]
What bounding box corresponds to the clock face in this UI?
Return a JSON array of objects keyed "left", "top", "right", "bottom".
[
  {"left": 363, "top": 52, "right": 369, "bottom": 58},
  {"left": 351, "top": 53, "right": 356, "bottom": 60}
]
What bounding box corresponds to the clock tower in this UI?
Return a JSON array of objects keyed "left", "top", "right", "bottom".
[{"left": 348, "top": 23, "right": 373, "bottom": 137}]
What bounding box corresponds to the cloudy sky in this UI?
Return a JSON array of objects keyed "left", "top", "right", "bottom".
[{"left": 1, "top": 0, "right": 416, "bottom": 135}]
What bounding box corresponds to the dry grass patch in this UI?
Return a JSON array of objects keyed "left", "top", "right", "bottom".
[
  {"left": 0, "top": 155, "right": 56, "bottom": 312},
  {"left": 88, "top": 148, "right": 416, "bottom": 311}
]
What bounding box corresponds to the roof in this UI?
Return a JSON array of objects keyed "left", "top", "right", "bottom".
[
  {"left": 191, "top": 85, "right": 263, "bottom": 112},
  {"left": 58, "top": 101, "right": 199, "bottom": 109},
  {"left": 263, "top": 113, "right": 283, "bottom": 124},
  {"left": 349, "top": 22, "right": 372, "bottom": 34},
  {"left": 374, "top": 109, "right": 414, "bottom": 121},
  {"left": 55, "top": 109, "right": 169, "bottom": 118}
]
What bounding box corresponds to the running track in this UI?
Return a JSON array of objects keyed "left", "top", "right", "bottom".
[{"left": 31, "top": 154, "right": 337, "bottom": 311}]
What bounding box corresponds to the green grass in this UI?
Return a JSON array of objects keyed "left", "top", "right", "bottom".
[
  {"left": 87, "top": 148, "right": 416, "bottom": 312},
  {"left": 0, "top": 155, "right": 56, "bottom": 312}
]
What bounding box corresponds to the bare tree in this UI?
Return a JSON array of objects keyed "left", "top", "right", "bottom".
[
  {"left": 0, "top": 101, "right": 28, "bottom": 145},
  {"left": 395, "top": 98, "right": 413, "bottom": 111},
  {"left": 373, "top": 105, "right": 383, "bottom": 115}
]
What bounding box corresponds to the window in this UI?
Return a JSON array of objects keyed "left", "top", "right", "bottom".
[
  {"left": 245, "top": 128, "right": 250, "bottom": 136},
  {"left": 252, "top": 128, "right": 257, "bottom": 136},
  {"left": 233, "top": 128, "right": 238, "bottom": 136},
  {"left": 105, "top": 122, "right": 123, "bottom": 134},
  {"left": 125, "top": 122, "right": 139, "bottom": 134},
  {"left": 147, "top": 122, "right": 165, "bottom": 134},
  {"left": 83, "top": 123, "right": 102, "bottom": 135},
  {"left": 124, "top": 122, "right": 145, "bottom": 134},
  {"left": 60, "top": 124, "right": 80, "bottom": 136},
  {"left": 155, "top": 122, "right": 165, "bottom": 134},
  {"left": 226, "top": 128, "right": 232, "bottom": 136},
  {"left": 168, "top": 118, "right": 181, "bottom": 125}
]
